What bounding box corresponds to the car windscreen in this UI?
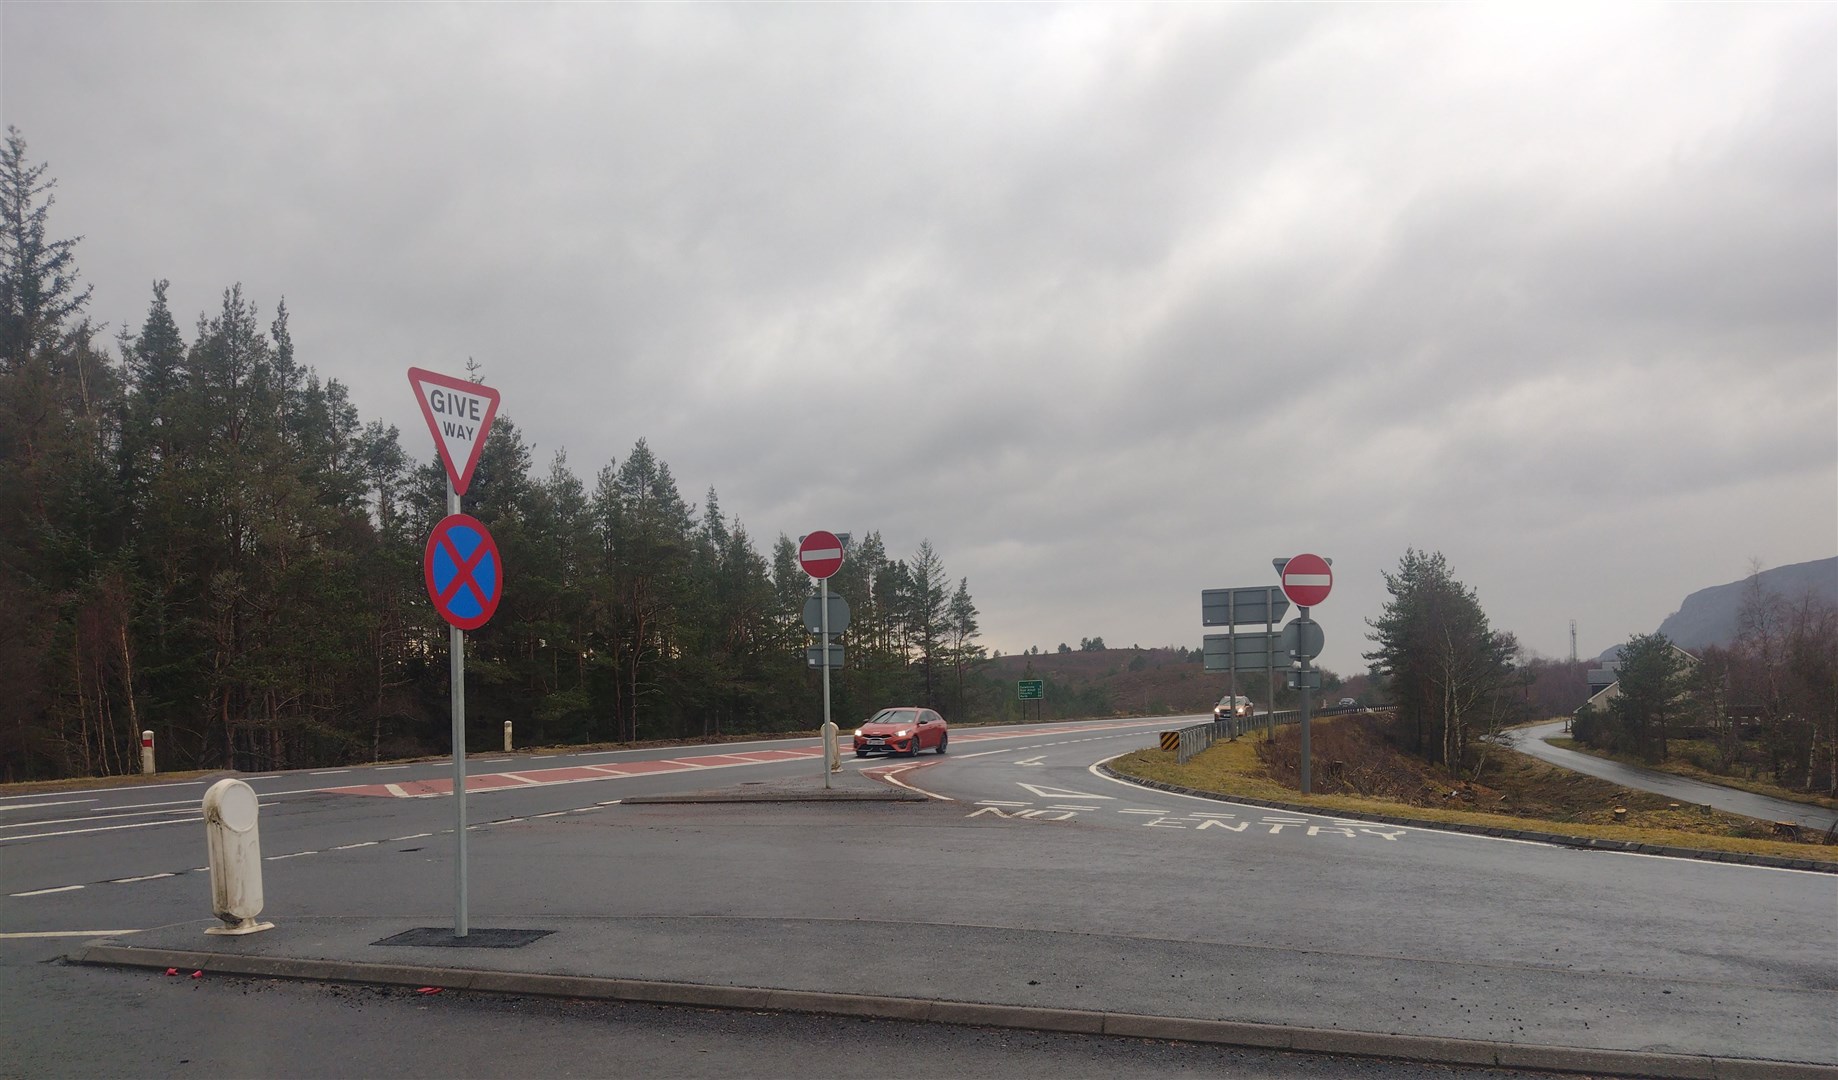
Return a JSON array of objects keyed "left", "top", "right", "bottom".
[{"left": 869, "top": 710, "right": 920, "bottom": 725}]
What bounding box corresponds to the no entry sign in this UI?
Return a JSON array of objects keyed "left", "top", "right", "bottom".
[
  {"left": 425, "top": 514, "right": 503, "bottom": 630},
  {"left": 1280, "top": 553, "right": 1333, "bottom": 608},
  {"left": 798, "top": 530, "right": 845, "bottom": 580}
]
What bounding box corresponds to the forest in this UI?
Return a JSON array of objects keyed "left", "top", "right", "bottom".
[{"left": 0, "top": 129, "right": 994, "bottom": 781}]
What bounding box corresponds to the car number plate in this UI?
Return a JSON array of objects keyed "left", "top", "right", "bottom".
[{"left": 866, "top": 738, "right": 884, "bottom": 745}]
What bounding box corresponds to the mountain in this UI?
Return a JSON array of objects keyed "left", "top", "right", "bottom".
[{"left": 1597, "top": 557, "right": 1838, "bottom": 661}]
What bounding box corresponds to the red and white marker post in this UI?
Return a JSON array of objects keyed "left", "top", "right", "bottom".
[{"left": 800, "top": 531, "right": 845, "bottom": 787}]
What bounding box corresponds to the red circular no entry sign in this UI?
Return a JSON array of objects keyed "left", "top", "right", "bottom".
[
  {"left": 1280, "top": 552, "right": 1333, "bottom": 608},
  {"left": 798, "top": 530, "right": 845, "bottom": 580}
]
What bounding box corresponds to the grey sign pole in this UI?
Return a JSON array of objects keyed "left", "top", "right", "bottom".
[
  {"left": 820, "top": 574, "right": 832, "bottom": 790},
  {"left": 1264, "top": 587, "right": 1277, "bottom": 741},
  {"left": 448, "top": 477, "right": 468, "bottom": 938},
  {"left": 1297, "top": 605, "right": 1312, "bottom": 795}
]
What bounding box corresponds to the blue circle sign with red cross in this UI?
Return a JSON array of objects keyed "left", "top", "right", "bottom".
[{"left": 424, "top": 514, "right": 503, "bottom": 630}]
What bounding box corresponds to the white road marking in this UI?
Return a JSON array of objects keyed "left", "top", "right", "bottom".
[
  {"left": 387, "top": 833, "right": 433, "bottom": 842},
  {"left": 1017, "top": 782, "right": 1114, "bottom": 801},
  {"left": 378, "top": 765, "right": 410, "bottom": 771},
  {"left": 0, "top": 780, "right": 208, "bottom": 801},
  {"left": 0, "top": 930, "right": 145, "bottom": 939},
  {"left": 0, "top": 800, "right": 96, "bottom": 812},
  {"left": 309, "top": 770, "right": 350, "bottom": 776},
  {"left": 332, "top": 841, "right": 378, "bottom": 850},
  {"left": 1, "top": 817, "right": 197, "bottom": 843},
  {"left": 265, "top": 851, "right": 316, "bottom": 860},
  {"left": 11, "top": 885, "right": 84, "bottom": 896},
  {"left": 108, "top": 873, "right": 176, "bottom": 883}
]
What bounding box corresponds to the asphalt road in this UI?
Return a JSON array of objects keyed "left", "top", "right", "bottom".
[
  {"left": 1510, "top": 720, "right": 1838, "bottom": 833},
  {"left": 4, "top": 716, "right": 1835, "bottom": 1076}
]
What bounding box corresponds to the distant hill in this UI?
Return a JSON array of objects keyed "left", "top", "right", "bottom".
[{"left": 1597, "top": 557, "right": 1837, "bottom": 661}]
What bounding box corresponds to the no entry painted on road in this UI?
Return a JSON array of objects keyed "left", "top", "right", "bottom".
[
  {"left": 425, "top": 514, "right": 503, "bottom": 630},
  {"left": 1280, "top": 552, "right": 1333, "bottom": 608},
  {"left": 799, "top": 530, "right": 845, "bottom": 580}
]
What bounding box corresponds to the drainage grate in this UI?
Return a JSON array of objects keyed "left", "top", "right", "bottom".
[{"left": 371, "top": 928, "right": 555, "bottom": 949}]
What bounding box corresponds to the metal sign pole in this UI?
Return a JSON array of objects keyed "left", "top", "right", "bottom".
[
  {"left": 820, "top": 575, "right": 832, "bottom": 789},
  {"left": 1298, "top": 604, "right": 1312, "bottom": 795},
  {"left": 1265, "top": 587, "right": 1277, "bottom": 741},
  {"left": 448, "top": 477, "right": 468, "bottom": 938}
]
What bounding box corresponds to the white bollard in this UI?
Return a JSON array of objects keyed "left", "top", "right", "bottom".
[
  {"left": 202, "top": 779, "right": 274, "bottom": 936},
  {"left": 503, "top": 720, "right": 512, "bottom": 753},
  {"left": 822, "top": 720, "right": 841, "bottom": 775},
  {"left": 140, "top": 730, "right": 155, "bottom": 775}
]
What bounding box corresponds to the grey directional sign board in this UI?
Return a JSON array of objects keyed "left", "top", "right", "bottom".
[
  {"left": 1287, "top": 669, "right": 1322, "bottom": 691},
  {"left": 1203, "top": 633, "right": 1290, "bottom": 672},
  {"left": 803, "top": 594, "right": 851, "bottom": 634},
  {"left": 1017, "top": 679, "right": 1044, "bottom": 701},
  {"left": 1202, "top": 587, "right": 1290, "bottom": 628},
  {"left": 806, "top": 643, "right": 845, "bottom": 669},
  {"left": 1280, "top": 617, "right": 1325, "bottom": 662}
]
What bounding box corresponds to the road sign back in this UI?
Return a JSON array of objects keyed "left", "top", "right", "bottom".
[
  {"left": 409, "top": 367, "right": 501, "bottom": 495},
  {"left": 425, "top": 514, "right": 503, "bottom": 630},
  {"left": 1279, "top": 552, "right": 1333, "bottom": 608}
]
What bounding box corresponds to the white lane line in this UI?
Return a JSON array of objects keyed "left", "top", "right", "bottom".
[
  {"left": 11, "top": 884, "right": 85, "bottom": 896},
  {"left": 333, "top": 841, "right": 378, "bottom": 850},
  {"left": 1, "top": 817, "right": 197, "bottom": 843},
  {"left": 386, "top": 833, "right": 433, "bottom": 842},
  {"left": 378, "top": 765, "right": 410, "bottom": 771},
  {"left": 10, "top": 806, "right": 196, "bottom": 829},
  {"left": 0, "top": 800, "right": 96, "bottom": 812},
  {"left": 531, "top": 755, "right": 557, "bottom": 760},
  {"left": 108, "top": 873, "right": 177, "bottom": 883},
  {"left": 309, "top": 770, "right": 350, "bottom": 776},
  {"left": 480, "top": 758, "right": 513, "bottom": 763},
  {"left": 264, "top": 851, "right": 316, "bottom": 861},
  {"left": 87, "top": 793, "right": 199, "bottom": 808},
  {"left": 242, "top": 774, "right": 281, "bottom": 780},
  {"left": 533, "top": 811, "right": 571, "bottom": 818},
  {"left": 0, "top": 930, "right": 145, "bottom": 939},
  {"left": 0, "top": 779, "right": 208, "bottom": 801}
]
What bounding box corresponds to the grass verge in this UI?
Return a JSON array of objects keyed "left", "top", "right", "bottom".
[{"left": 1108, "top": 719, "right": 1835, "bottom": 866}]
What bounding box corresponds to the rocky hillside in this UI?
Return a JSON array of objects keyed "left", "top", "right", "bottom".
[{"left": 1598, "top": 557, "right": 1837, "bottom": 660}]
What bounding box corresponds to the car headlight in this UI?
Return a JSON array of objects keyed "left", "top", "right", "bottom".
[
  {"left": 854, "top": 729, "right": 863, "bottom": 737},
  {"left": 896, "top": 730, "right": 910, "bottom": 738}
]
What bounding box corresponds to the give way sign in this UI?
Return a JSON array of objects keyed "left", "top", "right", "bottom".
[
  {"left": 408, "top": 367, "right": 501, "bottom": 496},
  {"left": 1280, "top": 553, "right": 1333, "bottom": 608},
  {"left": 798, "top": 530, "right": 845, "bottom": 580}
]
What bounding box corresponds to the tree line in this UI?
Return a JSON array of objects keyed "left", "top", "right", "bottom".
[
  {"left": 1574, "top": 574, "right": 1836, "bottom": 793},
  {"left": 1363, "top": 546, "right": 1836, "bottom": 797},
  {"left": 0, "top": 129, "right": 985, "bottom": 782}
]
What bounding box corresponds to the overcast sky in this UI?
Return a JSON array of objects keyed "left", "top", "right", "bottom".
[{"left": 5, "top": 3, "right": 1834, "bottom": 676}]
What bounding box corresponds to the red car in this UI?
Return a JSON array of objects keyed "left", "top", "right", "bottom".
[{"left": 853, "top": 707, "right": 948, "bottom": 757}]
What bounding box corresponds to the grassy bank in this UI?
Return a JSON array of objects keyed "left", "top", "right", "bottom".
[{"left": 1109, "top": 715, "right": 1834, "bottom": 864}]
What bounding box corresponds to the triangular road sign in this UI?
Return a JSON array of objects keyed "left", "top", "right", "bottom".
[{"left": 408, "top": 367, "right": 501, "bottom": 496}]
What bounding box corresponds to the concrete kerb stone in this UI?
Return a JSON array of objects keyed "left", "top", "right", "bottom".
[
  {"left": 74, "top": 939, "right": 1838, "bottom": 1078},
  {"left": 1094, "top": 764, "right": 1838, "bottom": 875}
]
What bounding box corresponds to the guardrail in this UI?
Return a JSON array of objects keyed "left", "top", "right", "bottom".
[{"left": 1160, "top": 704, "right": 1365, "bottom": 764}]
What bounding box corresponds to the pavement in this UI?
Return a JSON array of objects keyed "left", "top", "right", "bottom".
[{"left": 71, "top": 765, "right": 1838, "bottom": 1080}]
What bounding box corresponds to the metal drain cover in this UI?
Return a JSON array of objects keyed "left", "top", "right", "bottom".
[{"left": 371, "top": 928, "right": 555, "bottom": 949}]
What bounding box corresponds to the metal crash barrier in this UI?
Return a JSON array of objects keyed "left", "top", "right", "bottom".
[{"left": 1161, "top": 710, "right": 1302, "bottom": 764}]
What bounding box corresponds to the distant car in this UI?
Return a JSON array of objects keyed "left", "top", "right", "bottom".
[
  {"left": 854, "top": 707, "right": 948, "bottom": 757},
  {"left": 1338, "top": 698, "right": 1358, "bottom": 709},
  {"left": 1214, "top": 695, "right": 1253, "bottom": 721}
]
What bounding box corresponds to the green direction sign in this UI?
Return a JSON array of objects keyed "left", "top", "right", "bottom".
[{"left": 1017, "top": 679, "right": 1044, "bottom": 701}]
